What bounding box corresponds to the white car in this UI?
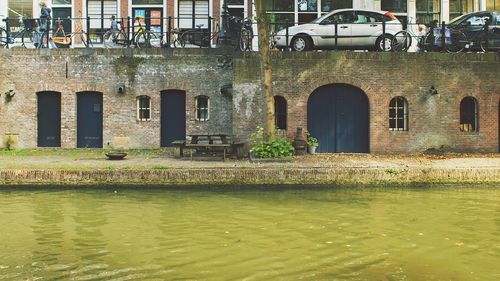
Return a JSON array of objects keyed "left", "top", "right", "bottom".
[{"left": 274, "top": 9, "right": 403, "bottom": 51}]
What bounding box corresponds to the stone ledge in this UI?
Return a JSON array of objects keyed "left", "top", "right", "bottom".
[{"left": 0, "top": 167, "right": 499, "bottom": 186}]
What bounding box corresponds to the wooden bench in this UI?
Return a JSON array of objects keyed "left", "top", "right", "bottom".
[
  {"left": 172, "top": 140, "right": 186, "bottom": 158},
  {"left": 185, "top": 143, "right": 231, "bottom": 161}
]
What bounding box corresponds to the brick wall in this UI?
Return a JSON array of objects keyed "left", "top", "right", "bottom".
[
  {"left": 232, "top": 52, "right": 500, "bottom": 153},
  {"left": 1, "top": 49, "right": 499, "bottom": 153},
  {"left": 0, "top": 48, "right": 233, "bottom": 149}
]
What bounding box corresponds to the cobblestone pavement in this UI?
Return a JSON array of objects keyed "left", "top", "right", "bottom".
[{"left": 0, "top": 150, "right": 499, "bottom": 170}]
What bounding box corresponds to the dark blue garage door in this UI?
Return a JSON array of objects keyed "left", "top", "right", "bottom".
[
  {"left": 307, "top": 84, "right": 369, "bottom": 153},
  {"left": 77, "top": 92, "right": 103, "bottom": 148},
  {"left": 37, "top": 91, "right": 61, "bottom": 147},
  {"left": 161, "top": 90, "right": 186, "bottom": 147}
]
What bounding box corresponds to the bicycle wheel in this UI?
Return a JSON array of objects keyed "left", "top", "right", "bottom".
[
  {"left": 239, "top": 29, "right": 252, "bottom": 51},
  {"left": 421, "top": 33, "right": 439, "bottom": 52},
  {"left": 173, "top": 37, "right": 186, "bottom": 48},
  {"left": 0, "top": 28, "right": 7, "bottom": 48},
  {"left": 478, "top": 34, "right": 490, "bottom": 52},
  {"left": 104, "top": 30, "right": 126, "bottom": 48},
  {"left": 391, "top": 30, "right": 412, "bottom": 52},
  {"left": 21, "top": 30, "right": 37, "bottom": 48},
  {"left": 178, "top": 31, "right": 194, "bottom": 48},
  {"left": 134, "top": 31, "right": 149, "bottom": 48},
  {"left": 80, "top": 32, "right": 93, "bottom": 48},
  {"left": 446, "top": 30, "right": 467, "bottom": 53}
]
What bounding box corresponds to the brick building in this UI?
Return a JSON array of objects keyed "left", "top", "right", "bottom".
[{"left": 0, "top": 49, "right": 499, "bottom": 153}]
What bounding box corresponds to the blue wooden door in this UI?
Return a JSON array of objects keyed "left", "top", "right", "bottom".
[
  {"left": 161, "top": 90, "right": 186, "bottom": 147},
  {"left": 77, "top": 92, "right": 103, "bottom": 148},
  {"left": 37, "top": 91, "right": 61, "bottom": 147},
  {"left": 307, "top": 84, "right": 369, "bottom": 153}
]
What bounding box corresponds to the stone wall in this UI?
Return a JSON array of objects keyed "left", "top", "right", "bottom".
[
  {"left": 0, "top": 48, "right": 233, "bottom": 148},
  {"left": 232, "top": 52, "right": 500, "bottom": 153}
]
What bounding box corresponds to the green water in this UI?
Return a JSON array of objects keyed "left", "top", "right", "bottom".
[{"left": 0, "top": 186, "right": 499, "bottom": 280}]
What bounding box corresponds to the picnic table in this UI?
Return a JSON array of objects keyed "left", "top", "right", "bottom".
[{"left": 173, "top": 134, "right": 231, "bottom": 161}]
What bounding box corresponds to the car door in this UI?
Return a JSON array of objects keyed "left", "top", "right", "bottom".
[
  {"left": 461, "top": 12, "right": 492, "bottom": 41},
  {"left": 351, "top": 11, "right": 382, "bottom": 47},
  {"left": 484, "top": 12, "right": 500, "bottom": 49},
  {"left": 314, "top": 11, "right": 353, "bottom": 48}
]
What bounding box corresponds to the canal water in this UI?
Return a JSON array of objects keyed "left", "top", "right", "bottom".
[{"left": 0, "top": 186, "right": 499, "bottom": 280}]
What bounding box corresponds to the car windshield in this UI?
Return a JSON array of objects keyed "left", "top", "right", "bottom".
[
  {"left": 312, "top": 13, "right": 332, "bottom": 23},
  {"left": 448, "top": 14, "right": 468, "bottom": 25}
]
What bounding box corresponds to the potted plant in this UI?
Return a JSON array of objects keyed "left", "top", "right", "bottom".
[{"left": 307, "top": 134, "right": 319, "bottom": 154}]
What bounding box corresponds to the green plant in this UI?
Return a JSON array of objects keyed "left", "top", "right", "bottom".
[
  {"left": 250, "top": 127, "right": 294, "bottom": 159},
  {"left": 307, "top": 134, "right": 319, "bottom": 148},
  {"left": 5, "top": 136, "right": 14, "bottom": 150}
]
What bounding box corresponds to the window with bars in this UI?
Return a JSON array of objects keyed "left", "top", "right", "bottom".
[
  {"left": 274, "top": 96, "right": 287, "bottom": 130},
  {"left": 137, "top": 95, "right": 151, "bottom": 121},
  {"left": 195, "top": 95, "right": 209, "bottom": 121},
  {"left": 389, "top": 96, "right": 408, "bottom": 131},
  {"left": 460, "top": 97, "right": 478, "bottom": 132}
]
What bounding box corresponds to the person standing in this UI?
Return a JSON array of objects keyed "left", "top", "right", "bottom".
[{"left": 39, "top": 1, "right": 52, "bottom": 31}]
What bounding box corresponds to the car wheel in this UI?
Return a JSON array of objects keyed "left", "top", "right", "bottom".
[
  {"left": 291, "top": 35, "right": 310, "bottom": 51},
  {"left": 376, "top": 35, "right": 393, "bottom": 51}
]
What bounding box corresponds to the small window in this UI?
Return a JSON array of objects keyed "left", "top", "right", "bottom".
[
  {"left": 389, "top": 96, "right": 408, "bottom": 131},
  {"left": 274, "top": 96, "right": 287, "bottom": 130},
  {"left": 195, "top": 95, "right": 210, "bottom": 121},
  {"left": 460, "top": 97, "right": 478, "bottom": 132},
  {"left": 137, "top": 95, "right": 151, "bottom": 121}
]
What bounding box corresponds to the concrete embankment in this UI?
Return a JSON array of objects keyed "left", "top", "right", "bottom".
[{"left": 1, "top": 167, "right": 500, "bottom": 186}]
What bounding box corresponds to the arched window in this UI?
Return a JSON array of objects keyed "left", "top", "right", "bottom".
[
  {"left": 137, "top": 95, "right": 151, "bottom": 121},
  {"left": 389, "top": 96, "right": 408, "bottom": 131},
  {"left": 460, "top": 97, "right": 478, "bottom": 132},
  {"left": 274, "top": 96, "right": 287, "bottom": 130},
  {"left": 195, "top": 95, "right": 209, "bottom": 121}
]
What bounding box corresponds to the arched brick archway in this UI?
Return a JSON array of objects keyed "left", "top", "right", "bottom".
[{"left": 307, "top": 84, "right": 369, "bottom": 153}]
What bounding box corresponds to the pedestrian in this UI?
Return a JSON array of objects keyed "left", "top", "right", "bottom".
[
  {"left": 110, "top": 15, "right": 119, "bottom": 38},
  {"left": 39, "top": 1, "right": 51, "bottom": 31}
]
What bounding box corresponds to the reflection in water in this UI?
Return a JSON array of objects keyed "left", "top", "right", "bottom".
[{"left": 0, "top": 186, "right": 499, "bottom": 280}]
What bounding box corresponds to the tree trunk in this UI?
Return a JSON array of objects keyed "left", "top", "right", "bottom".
[{"left": 255, "top": 0, "right": 274, "bottom": 141}]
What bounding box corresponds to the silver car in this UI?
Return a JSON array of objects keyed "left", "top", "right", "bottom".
[{"left": 274, "top": 9, "right": 403, "bottom": 51}]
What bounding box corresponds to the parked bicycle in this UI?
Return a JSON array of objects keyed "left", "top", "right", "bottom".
[
  {"left": 103, "top": 18, "right": 130, "bottom": 48},
  {"left": 420, "top": 23, "right": 468, "bottom": 53},
  {"left": 238, "top": 17, "right": 253, "bottom": 51},
  {"left": 391, "top": 17, "right": 428, "bottom": 52},
  {"left": 132, "top": 17, "right": 162, "bottom": 48},
  {"left": 173, "top": 21, "right": 220, "bottom": 48},
  {"left": 50, "top": 17, "right": 92, "bottom": 47},
  {"left": 0, "top": 17, "right": 40, "bottom": 48}
]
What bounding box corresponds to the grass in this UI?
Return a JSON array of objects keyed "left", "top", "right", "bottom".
[{"left": 0, "top": 148, "right": 171, "bottom": 158}]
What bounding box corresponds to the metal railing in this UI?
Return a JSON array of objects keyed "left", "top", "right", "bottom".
[{"left": 1, "top": 15, "right": 496, "bottom": 53}]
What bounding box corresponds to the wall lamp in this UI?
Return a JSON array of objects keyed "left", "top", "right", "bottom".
[
  {"left": 117, "top": 85, "right": 126, "bottom": 94},
  {"left": 3, "top": 89, "right": 15, "bottom": 101},
  {"left": 429, "top": 85, "right": 438, "bottom": 95}
]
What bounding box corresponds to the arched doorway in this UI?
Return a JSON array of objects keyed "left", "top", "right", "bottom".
[
  {"left": 77, "top": 91, "right": 103, "bottom": 148},
  {"left": 307, "top": 84, "right": 369, "bottom": 153},
  {"left": 37, "top": 91, "right": 61, "bottom": 147},
  {"left": 161, "top": 90, "right": 186, "bottom": 147}
]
